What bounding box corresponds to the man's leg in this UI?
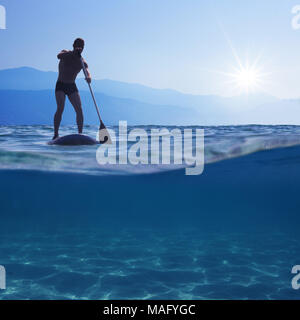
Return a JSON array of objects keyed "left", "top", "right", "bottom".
[
  {"left": 54, "top": 91, "right": 66, "bottom": 139},
  {"left": 68, "top": 92, "right": 83, "bottom": 134}
]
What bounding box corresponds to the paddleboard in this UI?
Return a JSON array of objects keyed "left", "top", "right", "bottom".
[{"left": 48, "top": 134, "right": 98, "bottom": 146}]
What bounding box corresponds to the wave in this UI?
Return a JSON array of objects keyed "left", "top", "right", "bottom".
[{"left": 1, "top": 125, "right": 300, "bottom": 175}]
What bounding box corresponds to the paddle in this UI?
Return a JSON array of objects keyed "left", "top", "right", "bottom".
[{"left": 80, "top": 55, "right": 112, "bottom": 144}]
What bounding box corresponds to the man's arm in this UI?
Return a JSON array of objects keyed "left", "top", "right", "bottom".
[
  {"left": 57, "top": 50, "right": 69, "bottom": 59},
  {"left": 85, "top": 68, "right": 92, "bottom": 83},
  {"left": 83, "top": 59, "right": 92, "bottom": 83}
]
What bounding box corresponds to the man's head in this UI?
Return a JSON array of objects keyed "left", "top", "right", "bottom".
[{"left": 73, "top": 38, "right": 85, "bottom": 56}]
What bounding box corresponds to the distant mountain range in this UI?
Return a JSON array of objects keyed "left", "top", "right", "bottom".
[{"left": 0, "top": 67, "right": 300, "bottom": 125}]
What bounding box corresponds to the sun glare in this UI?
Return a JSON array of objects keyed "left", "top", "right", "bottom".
[
  {"left": 223, "top": 60, "right": 267, "bottom": 94},
  {"left": 233, "top": 65, "right": 260, "bottom": 92},
  {"left": 212, "top": 24, "right": 271, "bottom": 95}
]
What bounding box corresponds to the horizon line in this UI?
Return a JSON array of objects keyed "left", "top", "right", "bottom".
[{"left": 0, "top": 66, "right": 292, "bottom": 100}]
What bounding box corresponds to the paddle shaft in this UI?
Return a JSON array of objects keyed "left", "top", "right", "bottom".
[{"left": 80, "top": 57, "right": 103, "bottom": 124}]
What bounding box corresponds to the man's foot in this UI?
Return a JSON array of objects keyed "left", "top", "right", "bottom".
[{"left": 52, "top": 134, "right": 59, "bottom": 140}]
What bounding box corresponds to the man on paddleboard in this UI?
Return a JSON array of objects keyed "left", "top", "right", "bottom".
[{"left": 53, "top": 38, "right": 91, "bottom": 140}]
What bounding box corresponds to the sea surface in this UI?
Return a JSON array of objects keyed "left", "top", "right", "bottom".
[{"left": 0, "top": 124, "right": 300, "bottom": 300}]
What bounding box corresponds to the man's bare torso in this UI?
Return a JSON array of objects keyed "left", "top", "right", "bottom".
[{"left": 57, "top": 50, "right": 88, "bottom": 83}]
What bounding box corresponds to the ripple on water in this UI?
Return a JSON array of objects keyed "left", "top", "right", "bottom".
[{"left": 0, "top": 229, "right": 298, "bottom": 300}]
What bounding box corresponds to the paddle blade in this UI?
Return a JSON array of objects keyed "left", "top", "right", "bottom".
[{"left": 98, "top": 122, "right": 112, "bottom": 144}]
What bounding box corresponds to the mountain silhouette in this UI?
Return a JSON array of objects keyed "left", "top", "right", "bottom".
[{"left": 0, "top": 67, "right": 299, "bottom": 125}]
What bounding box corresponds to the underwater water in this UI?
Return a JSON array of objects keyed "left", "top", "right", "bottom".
[{"left": 0, "top": 125, "right": 300, "bottom": 300}]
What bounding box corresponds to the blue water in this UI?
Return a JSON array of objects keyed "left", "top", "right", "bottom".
[{"left": 1, "top": 125, "right": 300, "bottom": 300}]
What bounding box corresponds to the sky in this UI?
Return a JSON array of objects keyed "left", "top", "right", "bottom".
[{"left": 1, "top": 0, "right": 300, "bottom": 98}]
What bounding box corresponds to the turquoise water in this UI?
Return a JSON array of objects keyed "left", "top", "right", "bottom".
[{"left": 1, "top": 125, "right": 300, "bottom": 300}]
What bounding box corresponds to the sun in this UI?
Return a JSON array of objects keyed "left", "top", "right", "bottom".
[
  {"left": 212, "top": 23, "right": 271, "bottom": 95},
  {"left": 210, "top": 58, "right": 268, "bottom": 95},
  {"left": 235, "top": 67, "right": 259, "bottom": 90},
  {"left": 230, "top": 63, "right": 263, "bottom": 93}
]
